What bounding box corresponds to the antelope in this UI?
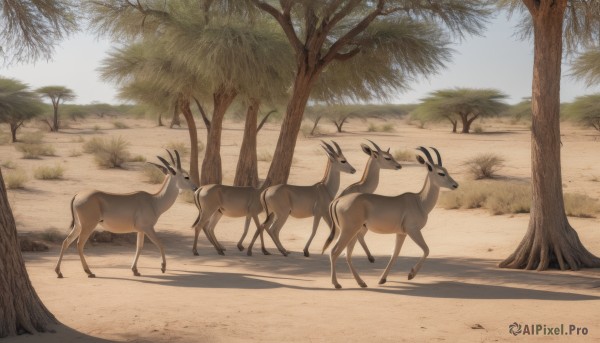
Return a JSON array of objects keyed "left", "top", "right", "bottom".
[
  {"left": 54, "top": 150, "right": 197, "bottom": 278},
  {"left": 323, "top": 147, "right": 458, "bottom": 289},
  {"left": 191, "top": 184, "right": 272, "bottom": 257},
  {"left": 250, "top": 141, "right": 356, "bottom": 257},
  {"left": 338, "top": 140, "right": 402, "bottom": 262}
]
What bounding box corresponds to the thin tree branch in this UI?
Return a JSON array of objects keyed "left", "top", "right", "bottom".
[
  {"left": 252, "top": 0, "right": 303, "bottom": 56},
  {"left": 257, "top": 110, "right": 277, "bottom": 133},
  {"left": 192, "top": 96, "right": 211, "bottom": 132}
]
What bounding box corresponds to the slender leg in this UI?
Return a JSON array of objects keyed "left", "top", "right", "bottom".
[
  {"left": 407, "top": 229, "right": 429, "bottom": 280},
  {"left": 345, "top": 236, "right": 367, "bottom": 288},
  {"left": 252, "top": 214, "right": 271, "bottom": 255},
  {"left": 192, "top": 209, "right": 215, "bottom": 256},
  {"left": 330, "top": 228, "right": 360, "bottom": 289},
  {"left": 237, "top": 216, "right": 252, "bottom": 251},
  {"left": 55, "top": 224, "right": 81, "bottom": 278},
  {"left": 269, "top": 213, "right": 291, "bottom": 255},
  {"left": 303, "top": 215, "right": 321, "bottom": 257},
  {"left": 206, "top": 211, "right": 225, "bottom": 254},
  {"left": 144, "top": 228, "right": 167, "bottom": 274},
  {"left": 76, "top": 226, "right": 96, "bottom": 278},
  {"left": 378, "top": 234, "right": 407, "bottom": 285},
  {"left": 131, "top": 232, "right": 145, "bottom": 276},
  {"left": 249, "top": 213, "right": 288, "bottom": 256},
  {"left": 247, "top": 214, "right": 277, "bottom": 256},
  {"left": 357, "top": 229, "right": 375, "bottom": 263}
]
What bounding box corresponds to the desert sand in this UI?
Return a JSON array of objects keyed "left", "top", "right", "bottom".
[{"left": 2, "top": 116, "right": 599, "bottom": 342}]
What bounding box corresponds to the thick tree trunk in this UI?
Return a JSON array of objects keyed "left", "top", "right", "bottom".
[
  {"left": 0, "top": 169, "right": 57, "bottom": 337},
  {"left": 200, "top": 87, "right": 237, "bottom": 185},
  {"left": 51, "top": 104, "right": 59, "bottom": 132},
  {"left": 157, "top": 113, "right": 164, "bottom": 127},
  {"left": 179, "top": 98, "right": 200, "bottom": 186},
  {"left": 234, "top": 98, "right": 260, "bottom": 187},
  {"left": 500, "top": 0, "right": 600, "bottom": 270},
  {"left": 460, "top": 114, "right": 471, "bottom": 133},
  {"left": 10, "top": 123, "right": 18, "bottom": 143},
  {"left": 169, "top": 102, "right": 181, "bottom": 129},
  {"left": 451, "top": 120, "right": 457, "bottom": 133},
  {"left": 264, "top": 73, "right": 315, "bottom": 186}
]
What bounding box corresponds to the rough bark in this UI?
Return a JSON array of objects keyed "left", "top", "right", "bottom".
[
  {"left": 234, "top": 98, "right": 260, "bottom": 187},
  {"left": 500, "top": 0, "right": 600, "bottom": 270},
  {"left": 200, "top": 87, "right": 237, "bottom": 185},
  {"left": 169, "top": 102, "right": 181, "bottom": 128},
  {"left": 0, "top": 168, "right": 57, "bottom": 337},
  {"left": 264, "top": 72, "right": 315, "bottom": 186},
  {"left": 179, "top": 98, "right": 200, "bottom": 186}
]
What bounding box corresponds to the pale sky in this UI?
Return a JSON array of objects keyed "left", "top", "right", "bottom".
[{"left": 2, "top": 15, "right": 599, "bottom": 105}]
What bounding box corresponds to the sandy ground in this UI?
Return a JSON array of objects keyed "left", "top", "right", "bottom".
[{"left": 2, "top": 117, "right": 599, "bottom": 342}]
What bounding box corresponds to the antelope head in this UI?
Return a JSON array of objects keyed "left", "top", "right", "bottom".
[
  {"left": 148, "top": 150, "right": 198, "bottom": 191},
  {"left": 321, "top": 140, "right": 356, "bottom": 174},
  {"left": 416, "top": 146, "right": 458, "bottom": 190},
  {"left": 361, "top": 139, "right": 402, "bottom": 170}
]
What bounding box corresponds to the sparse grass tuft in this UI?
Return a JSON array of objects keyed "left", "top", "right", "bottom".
[
  {"left": 165, "top": 141, "right": 189, "bottom": 156},
  {"left": 112, "top": 121, "right": 129, "bottom": 129},
  {"left": 129, "top": 155, "right": 146, "bottom": 162},
  {"left": 34, "top": 164, "right": 64, "bottom": 180},
  {"left": 4, "top": 169, "right": 28, "bottom": 189},
  {"left": 439, "top": 181, "right": 599, "bottom": 218},
  {"left": 68, "top": 149, "right": 82, "bottom": 157},
  {"left": 367, "top": 122, "right": 395, "bottom": 132},
  {"left": 473, "top": 125, "right": 484, "bottom": 134},
  {"left": 393, "top": 149, "right": 415, "bottom": 162},
  {"left": 84, "top": 137, "right": 131, "bottom": 168},
  {"left": 463, "top": 153, "right": 505, "bottom": 179},
  {"left": 257, "top": 150, "right": 273, "bottom": 162},
  {"left": 1, "top": 160, "right": 17, "bottom": 169},
  {"left": 16, "top": 143, "right": 56, "bottom": 159},
  {"left": 20, "top": 132, "right": 43, "bottom": 144},
  {"left": 143, "top": 164, "right": 165, "bottom": 184}
]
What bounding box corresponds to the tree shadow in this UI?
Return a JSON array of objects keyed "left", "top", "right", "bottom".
[{"left": 4, "top": 324, "right": 117, "bottom": 343}]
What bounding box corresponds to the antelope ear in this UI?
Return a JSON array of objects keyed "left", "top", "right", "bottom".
[{"left": 360, "top": 144, "right": 372, "bottom": 156}]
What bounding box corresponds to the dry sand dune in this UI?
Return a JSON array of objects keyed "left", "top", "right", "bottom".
[{"left": 2, "top": 117, "right": 599, "bottom": 342}]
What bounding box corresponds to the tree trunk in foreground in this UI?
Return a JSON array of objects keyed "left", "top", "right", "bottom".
[
  {"left": 500, "top": 0, "right": 600, "bottom": 270},
  {"left": 0, "top": 168, "right": 57, "bottom": 337},
  {"left": 264, "top": 73, "right": 315, "bottom": 186},
  {"left": 200, "top": 87, "right": 237, "bottom": 185},
  {"left": 180, "top": 98, "right": 200, "bottom": 186},
  {"left": 234, "top": 99, "right": 260, "bottom": 187}
]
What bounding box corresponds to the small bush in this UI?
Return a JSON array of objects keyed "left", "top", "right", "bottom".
[
  {"left": 143, "top": 164, "right": 165, "bottom": 184},
  {"left": 393, "top": 149, "right": 415, "bottom": 162},
  {"left": 564, "top": 193, "right": 600, "bottom": 218},
  {"left": 16, "top": 143, "right": 56, "bottom": 159},
  {"left": 381, "top": 123, "right": 395, "bottom": 132},
  {"left": 40, "top": 228, "right": 65, "bottom": 243},
  {"left": 84, "top": 136, "right": 131, "bottom": 168},
  {"left": 257, "top": 150, "right": 273, "bottom": 162},
  {"left": 367, "top": 122, "right": 395, "bottom": 132},
  {"left": 1, "top": 160, "right": 17, "bottom": 169},
  {"left": 129, "top": 155, "right": 146, "bottom": 162},
  {"left": 20, "top": 132, "right": 43, "bottom": 144},
  {"left": 473, "top": 125, "right": 484, "bottom": 134},
  {"left": 113, "top": 121, "right": 129, "bottom": 129},
  {"left": 463, "top": 153, "right": 505, "bottom": 179},
  {"left": 34, "top": 165, "right": 64, "bottom": 180},
  {"left": 4, "top": 169, "right": 28, "bottom": 189},
  {"left": 166, "top": 141, "right": 189, "bottom": 156}
]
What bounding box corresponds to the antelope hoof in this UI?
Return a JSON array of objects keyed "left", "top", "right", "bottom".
[
  {"left": 161, "top": 263, "right": 166, "bottom": 273},
  {"left": 133, "top": 269, "right": 141, "bottom": 277},
  {"left": 262, "top": 248, "right": 271, "bottom": 256},
  {"left": 378, "top": 278, "right": 387, "bottom": 285},
  {"left": 217, "top": 250, "right": 225, "bottom": 256},
  {"left": 303, "top": 250, "right": 310, "bottom": 257},
  {"left": 237, "top": 244, "right": 245, "bottom": 251},
  {"left": 368, "top": 256, "right": 375, "bottom": 263},
  {"left": 57, "top": 272, "right": 63, "bottom": 279},
  {"left": 408, "top": 268, "right": 416, "bottom": 280},
  {"left": 87, "top": 274, "right": 96, "bottom": 278},
  {"left": 193, "top": 250, "right": 199, "bottom": 256},
  {"left": 358, "top": 281, "right": 368, "bottom": 288},
  {"left": 334, "top": 283, "right": 342, "bottom": 289}
]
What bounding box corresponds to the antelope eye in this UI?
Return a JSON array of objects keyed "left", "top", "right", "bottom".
[
  {"left": 184, "top": 176, "right": 190, "bottom": 179},
  {"left": 341, "top": 160, "right": 347, "bottom": 164},
  {"left": 438, "top": 173, "right": 446, "bottom": 176}
]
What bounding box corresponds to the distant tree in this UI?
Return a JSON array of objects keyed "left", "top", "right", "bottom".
[
  {"left": 0, "top": 0, "right": 75, "bottom": 337},
  {"left": 0, "top": 77, "right": 44, "bottom": 142},
  {"left": 414, "top": 88, "right": 509, "bottom": 133},
  {"left": 35, "top": 86, "right": 76, "bottom": 132},
  {"left": 505, "top": 98, "right": 532, "bottom": 122},
  {"left": 564, "top": 94, "right": 600, "bottom": 133}
]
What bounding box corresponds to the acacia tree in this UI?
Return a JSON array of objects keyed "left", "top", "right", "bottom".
[
  {"left": 506, "top": 97, "right": 533, "bottom": 122},
  {"left": 250, "top": 0, "right": 491, "bottom": 185},
  {"left": 413, "top": 88, "right": 509, "bottom": 133},
  {"left": 498, "top": 0, "right": 600, "bottom": 270},
  {"left": 0, "top": 77, "right": 44, "bottom": 142},
  {"left": 35, "top": 85, "right": 76, "bottom": 132},
  {"left": 0, "top": 0, "right": 75, "bottom": 337},
  {"left": 564, "top": 94, "right": 600, "bottom": 133}
]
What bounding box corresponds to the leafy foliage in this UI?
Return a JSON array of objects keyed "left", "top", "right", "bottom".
[
  {"left": 563, "top": 94, "right": 600, "bottom": 132},
  {"left": 0, "top": 77, "right": 44, "bottom": 141}
]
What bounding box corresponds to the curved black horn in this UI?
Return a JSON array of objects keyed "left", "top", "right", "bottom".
[
  {"left": 416, "top": 146, "right": 435, "bottom": 165},
  {"left": 157, "top": 156, "right": 176, "bottom": 175},
  {"left": 367, "top": 139, "right": 382, "bottom": 152},
  {"left": 430, "top": 147, "right": 442, "bottom": 166},
  {"left": 166, "top": 149, "right": 176, "bottom": 165},
  {"left": 174, "top": 150, "right": 182, "bottom": 169},
  {"left": 321, "top": 140, "right": 337, "bottom": 155},
  {"left": 332, "top": 141, "right": 342, "bottom": 155}
]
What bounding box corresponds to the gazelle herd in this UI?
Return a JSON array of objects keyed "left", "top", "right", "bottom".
[{"left": 55, "top": 142, "right": 458, "bottom": 288}]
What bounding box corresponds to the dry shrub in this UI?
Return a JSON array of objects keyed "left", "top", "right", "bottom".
[
  {"left": 20, "top": 132, "right": 44, "bottom": 144},
  {"left": 473, "top": 125, "right": 484, "bottom": 134},
  {"left": 393, "top": 149, "right": 414, "bottom": 162},
  {"left": 143, "top": 164, "right": 165, "bottom": 184},
  {"left": 4, "top": 169, "right": 28, "bottom": 189},
  {"left": 439, "top": 181, "right": 599, "bottom": 218},
  {"left": 84, "top": 136, "right": 131, "bottom": 168},
  {"left": 166, "top": 141, "right": 189, "bottom": 156},
  {"left": 463, "top": 153, "right": 505, "bottom": 179},
  {"left": 257, "top": 150, "right": 273, "bottom": 162},
  {"left": 19, "top": 237, "right": 49, "bottom": 252},
  {"left": 40, "top": 228, "right": 66, "bottom": 243},
  {"left": 367, "top": 122, "right": 395, "bottom": 132},
  {"left": 16, "top": 142, "right": 56, "bottom": 159},
  {"left": 34, "top": 164, "right": 65, "bottom": 180},
  {"left": 1, "top": 160, "right": 17, "bottom": 169},
  {"left": 68, "top": 149, "right": 82, "bottom": 157},
  {"left": 113, "top": 121, "right": 129, "bottom": 129}
]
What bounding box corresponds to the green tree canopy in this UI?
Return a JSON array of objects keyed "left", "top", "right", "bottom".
[
  {"left": 564, "top": 94, "right": 600, "bottom": 132},
  {"left": 413, "top": 88, "right": 509, "bottom": 133},
  {"left": 35, "top": 85, "right": 76, "bottom": 132},
  {"left": 0, "top": 77, "right": 44, "bottom": 142}
]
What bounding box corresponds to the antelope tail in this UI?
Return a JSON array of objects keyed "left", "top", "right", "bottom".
[
  {"left": 68, "top": 194, "right": 77, "bottom": 230},
  {"left": 191, "top": 187, "right": 204, "bottom": 228}
]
